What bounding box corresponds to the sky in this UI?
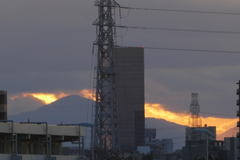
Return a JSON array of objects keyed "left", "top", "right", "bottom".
[{"left": 1, "top": 0, "right": 240, "bottom": 131}]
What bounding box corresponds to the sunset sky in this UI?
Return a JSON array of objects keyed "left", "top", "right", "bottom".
[
  {"left": 1, "top": 0, "right": 240, "bottom": 134},
  {"left": 8, "top": 90, "right": 237, "bottom": 135}
]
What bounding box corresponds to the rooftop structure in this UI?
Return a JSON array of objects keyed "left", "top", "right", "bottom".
[
  {"left": 0, "top": 121, "right": 86, "bottom": 160},
  {"left": 185, "top": 124, "right": 216, "bottom": 144},
  {"left": 183, "top": 125, "right": 217, "bottom": 160}
]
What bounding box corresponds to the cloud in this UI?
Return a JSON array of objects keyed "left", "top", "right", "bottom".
[
  {"left": 0, "top": 0, "right": 239, "bottom": 120},
  {"left": 8, "top": 95, "right": 44, "bottom": 115},
  {"left": 8, "top": 89, "right": 94, "bottom": 115},
  {"left": 7, "top": 88, "right": 237, "bottom": 137},
  {"left": 145, "top": 103, "right": 237, "bottom": 135},
  {"left": 145, "top": 65, "right": 239, "bottom": 114}
]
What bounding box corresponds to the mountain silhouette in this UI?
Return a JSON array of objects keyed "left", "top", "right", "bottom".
[
  {"left": 7, "top": 95, "right": 194, "bottom": 150},
  {"left": 8, "top": 95, "right": 92, "bottom": 124},
  {"left": 218, "top": 126, "right": 238, "bottom": 140}
]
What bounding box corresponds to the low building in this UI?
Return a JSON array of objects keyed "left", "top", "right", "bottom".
[
  {"left": 160, "top": 139, "right": 173, "bottom": 154},
  {"left": 182, "top": 125, "right": 240, "bottom": 160},
  {"left": 145, "top": 128, "right": 156, "bottom": 144},
  {"left": 144, "top": 128, "right": 174, "bottom": 159},
  {"left": 0, "top": 121, "right": 86, "bottom": 160},
  {"left": 224, "top": 137, "right": 238, "bottom": 160},
  {"left": 185, "top": 124, "right": 216, "bottom": 145}
]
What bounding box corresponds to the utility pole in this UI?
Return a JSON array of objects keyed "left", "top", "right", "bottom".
[{"left": 93, "top": 0, "right": 120, "bottom": 159}]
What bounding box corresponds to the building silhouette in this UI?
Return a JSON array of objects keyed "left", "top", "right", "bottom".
[
  {"left": 114, "top": 47, "right": 145, "bottom": 152},
  {"left": 0, "top": 91, "right": 7, "bottom": 120}
]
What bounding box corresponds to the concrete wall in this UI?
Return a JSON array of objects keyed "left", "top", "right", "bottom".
[
  {"left": 0, "top": 122, "right": 86, "bottom": 156},
  {"left": 0, "top": 123, "right": 85, "bottom": 136}
]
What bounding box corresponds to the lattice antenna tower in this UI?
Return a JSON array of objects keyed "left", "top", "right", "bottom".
[
  {"left": 188, "top": 93, "right": 202, "bottom": 127},
  {"left": 92, "top": 0, "right": 120, "bottom": 158}
]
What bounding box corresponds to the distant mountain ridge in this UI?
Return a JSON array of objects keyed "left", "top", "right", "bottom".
[
  {"left": 8, "top": 95, "right": 92, "bottom": 124},
  {"left": 7, "top": 95, "right": 236, "bottom": 150},
  {"left": 218, "top": 126, "right": 238, "bottom": 140}
]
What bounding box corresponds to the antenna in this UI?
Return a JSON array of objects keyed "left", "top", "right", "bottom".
[{"left": 188, "top": 93, "right": 202, "bottom": 127}]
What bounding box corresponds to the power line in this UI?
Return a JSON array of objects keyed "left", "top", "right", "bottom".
[
  {"left": 200, "top": 112, "right": 236, "bottom": 118},
  {"left": 116, "top": 25, "right": 240, "bottom": 35},
  {"left": 119, "top": 6, "right": 240, "bottom": 16},
  {"left": 118, "top": 46, "right": 240, "bottom": 54}
]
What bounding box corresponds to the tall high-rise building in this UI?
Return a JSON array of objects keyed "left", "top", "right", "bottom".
[{"left": 114, "top": 47, "right": 145, "bottom": 152}]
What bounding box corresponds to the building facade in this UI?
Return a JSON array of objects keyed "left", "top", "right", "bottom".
[
  {"left": 0, "top": 91, "right": 7, "bottom": 120},
  {"left": 145, "top": 128, "right": 157, "bottom": 144},
  {"left": 182, "top": 125, "right": 230, "bottom": 160},
  {"left": 185, "top": 124, "right": 216, "bottom": 144},
  {"left": 0, "top": 121, "right": 86, "bottom": 160},
  {"left": 224, "top": 137, "right": 238, "bottom": 160},
  {"left": 114, "top": 47, "right": 145, "bottom": 152}
]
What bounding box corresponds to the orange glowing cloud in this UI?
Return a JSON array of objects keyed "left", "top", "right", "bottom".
[
  {"left": 10, "top": 89, "right": 237, "bottom": 136},
  {"left": 79, "top": 89, "right": 95, "bottom": 100},
  {"left": 145, "top": 103, "right": 189, "bottom": 124},
  {"left": 10, "top": 89, "right": 95, "bottom": 105},
  {"left": 24, "top": 93, "right": 70, "bottom": 104},
  {"left": 145, "top": 103, "right": 237, "bottom": 135},
  {"left": 11, "top": 92, "right": 70, "bottom": 104}
]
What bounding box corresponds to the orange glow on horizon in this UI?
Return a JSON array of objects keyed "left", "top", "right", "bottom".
[
  {"left": 79, "top": 89, "right": 95, "bottom": 101},
  {"left": 145, "top": 103, "right": 237, "bottom": 135},
  {"left": 24, "top": 93, "right": 70, "bottom": 104},
  {"left": 10, "top": 92, "right": 71, "bottom": 104},
  {"left": 10, "top": 89, "right": 237, "bottom": 136},
  {"left": 10, "top": 89, "right": 95, "bottom": 105}
]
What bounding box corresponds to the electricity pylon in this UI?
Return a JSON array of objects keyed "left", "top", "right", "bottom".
[
  {"left": 189, "top": 93, "right": 202, "bottom": 127},
  {"left": 93, "top": 0, "right": 120, "bottom": 159}
]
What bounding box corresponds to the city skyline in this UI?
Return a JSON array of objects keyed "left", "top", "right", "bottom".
[{"left": 1, "top": 0, "right": 239, "bottom": 135}]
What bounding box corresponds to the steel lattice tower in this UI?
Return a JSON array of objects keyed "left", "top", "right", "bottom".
[
  {"left": 93, "top": 0, "right": 120, "bottom": 158},
  {"left": 188, "top": 93, "right": 202, "bottom": 127},
  {"left": 236, "top": 81, "right": 240, "bottom": 159}
]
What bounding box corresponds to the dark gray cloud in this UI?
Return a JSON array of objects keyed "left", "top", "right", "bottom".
[
  {"left": 0, "top": 0, "right": 239, "bottom": 117},
  {"left": 0, "top": 0, "right": 95, "bottom": 92},
  {"left": 118, "top": 0, "right": 240, "bottom": 117}
]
